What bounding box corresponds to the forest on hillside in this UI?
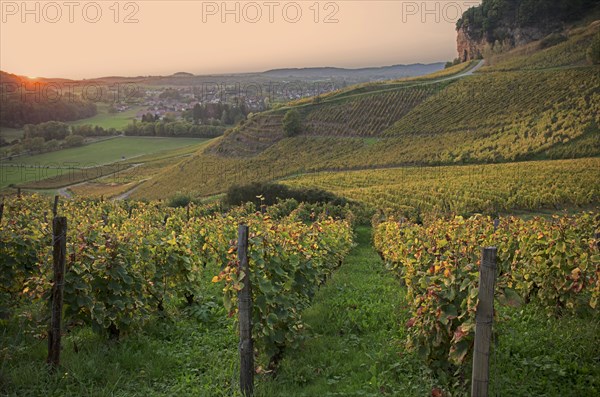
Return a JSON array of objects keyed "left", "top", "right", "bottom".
[{"left": 457, "top": 0, "right": 600, "bottom": 42}]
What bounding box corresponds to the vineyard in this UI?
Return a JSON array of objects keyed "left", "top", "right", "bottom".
[
  {"left": 301, "top": 86, "right": 438, "bottom": 137},
  {"left": 3, "top": 5, "right": 600, "bottom": 395},
  {"left": 283, "top": 158, "right": 600, "bottom": 220},
  {"left": 0, "top": 195, "right": 353, "bottom": 370},
  {"left": 2, "top": 192, "right": 599, "bottom": 395},
  {"left": 139, "top": 63, "right": 599, "bottom": 199},
  {"left": 373, "top": 213, "right": 600, "bottom": 390},
  {"left": 385, "top": 68, "right": 600, "bottom": 162}
]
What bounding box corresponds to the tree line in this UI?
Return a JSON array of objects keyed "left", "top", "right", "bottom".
[
  {"left": 184, "top": 102, "right": 249, "bottom": 126},
  {"left": 3, "top": 122, "right": 121, "bottom": 156},
  {"left": 22, "top": 118, "right": 227, "bottom": 142},
  {"left": 123, "top": 120, "right": 226, "bottom": 138},
  {"left": 457, "top": 0, "right": 599, "bottom": 42},
  {"left": 0, "top": 90, "right": 97, "bottom": 128},
  {"left": 23, "top": 121, "right": 120, "bottom": 141}
]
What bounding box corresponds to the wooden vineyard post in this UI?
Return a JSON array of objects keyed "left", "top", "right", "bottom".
[
  {"left": 53, "top": 195, "right": 60, "bottom": 217},
  {"left": 47, "top": 216, "right": 67, "bottom": 370},
  {"left": 0, "top": 197, "right": 4, "bottom": 223},
  {"left": 17, "top": 187, "right": 21, "bottom": 197},
  {"left": 471, "top": 247, "right": 497, "bottom": 397},
  {"left": 237, "top": 224, "right": 254, "bottom": 396}
]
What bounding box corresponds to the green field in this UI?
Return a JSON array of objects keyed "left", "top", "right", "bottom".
[
  {"left": 0, "top": 137, "right": 209, "bottom": 190},
  {"left": 67, "top": 105, "right": 145, "bottom": 130},
  {"left": 0, "top": 127, "right": 24, "bottom": 143},
  {"left": 3, "top": 137, "right": 208, "bottom": 169}
]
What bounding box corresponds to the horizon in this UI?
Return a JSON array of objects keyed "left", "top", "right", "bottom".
[
  {"left": 0, "top": 1, "right": 481, "bottom": 79},
  {"left": 1, "top": 60, "right": 448, "bottom": 81}
]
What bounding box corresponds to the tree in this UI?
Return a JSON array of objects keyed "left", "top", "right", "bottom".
[
  {"left": 10, "top": 144, "right": 24, "bottom": 155},
  {"left": 192, "top": 103, "right": 202, "bottom": 123},
  {"left": 142, "top": 113, "right": 158, "bottom": 122},
  {"left": 24, "top": 121, "right": 70, "bottom": 141},
  {"left": 23, "top": 137, "right": 46, "bottom": 153},
  {"left": 587, "top": 33, "right": 600, "bottom": 65},
  {"left": 445, "top": 58, "right": 461, "bottom": 68},
  {"left": 64, "top": 134, "right": 85, "bottom": 148},
  {"left": 45, "top": 139, "right": 60, "bottom": 152},
  {"left": 282, "top": 109, "right": 302, "bottom": 137}
]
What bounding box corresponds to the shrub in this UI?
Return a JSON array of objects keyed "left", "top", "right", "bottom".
[
  {"left": 282, "top": 109, "right": 302, "bottom": 137},
  {"left": 168, "top": 193, "right": 193, "bottom": 208},
  {"left": 445, "top": 58, "right": 461, "bottom": 68},
  {"left": 587, "top": 33, "right": 600, "bottom": 65},
  {"left": 64, "top": 134, "right": 84, "bottom": 148},
  {"left": 540, "top": 33, "right": 567, "bottom": 49},
  {"left": 225, "top": 182, "right": 345, "bottom": 208}
]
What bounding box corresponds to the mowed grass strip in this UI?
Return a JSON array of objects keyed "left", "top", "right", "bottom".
[
  {"left": 66, "top": 106, "right": 145, "bottom": 130},
  {"left": 69, "top": 181, "right": 142, "bottom": 199},
  {"left": 255, "top": 227, "right": 434, "bottom": 397},
  {"left": 0, "top": 166, "right": 72, "bottom": 190},
  {"left": 10, "top": 164, "right": 134, "bottom": 189}
]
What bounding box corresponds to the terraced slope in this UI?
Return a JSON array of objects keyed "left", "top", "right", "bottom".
[
  {"left": 301, "top": 85, "right": 439, "bottom": 137},
  {"left": 134, "top": 19, "right": 600, "bottom": 200},
  {"left": 208, "top": 114, "right": 285, "bottom": 157},
  {"left": 384, "top": 68, "right": 600, "bottom": 162}
]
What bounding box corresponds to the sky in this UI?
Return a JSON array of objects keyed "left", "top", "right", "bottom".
[{"left": 0, "top": 0, "right": 482, "bottom": 78}]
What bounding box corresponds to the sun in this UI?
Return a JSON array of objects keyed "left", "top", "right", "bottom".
[{"left": 27, "top": 76, "right": 37, "bottom": 79}]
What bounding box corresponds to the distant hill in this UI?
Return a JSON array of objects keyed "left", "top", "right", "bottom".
[
  {"left": 0, "top": 71, "right": 98, "bottom": 128},
  {"left": 261, "top": 63, "right": 445, "bottom": 80},
  {"left": 0, "top": 71, "right": 22, "bottom": 85},
  {"left": 0, "top": 62, "right": 446, "bottom": 90}
]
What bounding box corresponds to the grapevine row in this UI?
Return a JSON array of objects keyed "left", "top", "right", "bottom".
[
  {"left": 373, "top": 213, "right": 600, "bottom": 374},
  {"left": 0, "top": 195, "right": 353, "bottom": 362}
]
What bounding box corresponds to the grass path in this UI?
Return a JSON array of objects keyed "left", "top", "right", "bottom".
[
  {"left": 254, "top": 226, "right": 600, "bottom": 397},
  {"left": 255, "top": 226, "right": 434, "bottom": 397}
]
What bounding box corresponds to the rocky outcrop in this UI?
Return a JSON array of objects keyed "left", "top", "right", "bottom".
[
  {"left": 457, "top": 27, "right": 487, "bottom": 61},
  {"left": 453, "top": 0, "right": 586, "bottom": 61},
  {"left": 457, "top": 25, "right": 550, "bottom": 61},
  {"left": 511, "top": 27, "right": 548, "bottom": 47}
]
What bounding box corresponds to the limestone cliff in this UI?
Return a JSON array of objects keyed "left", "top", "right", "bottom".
[
  {"left": 456, "top": 25, "right": 546, "bottom": 61},
  {"left": 455, "top": 0, "right": 599, "bottom": 62},
  {"left": 457, "top": 27, "right": 486, "bottom": 62}
]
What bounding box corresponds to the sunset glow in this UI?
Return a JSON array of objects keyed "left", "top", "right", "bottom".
[{"left": 0, "top": 1, "right": 483, "bottom": 79}]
